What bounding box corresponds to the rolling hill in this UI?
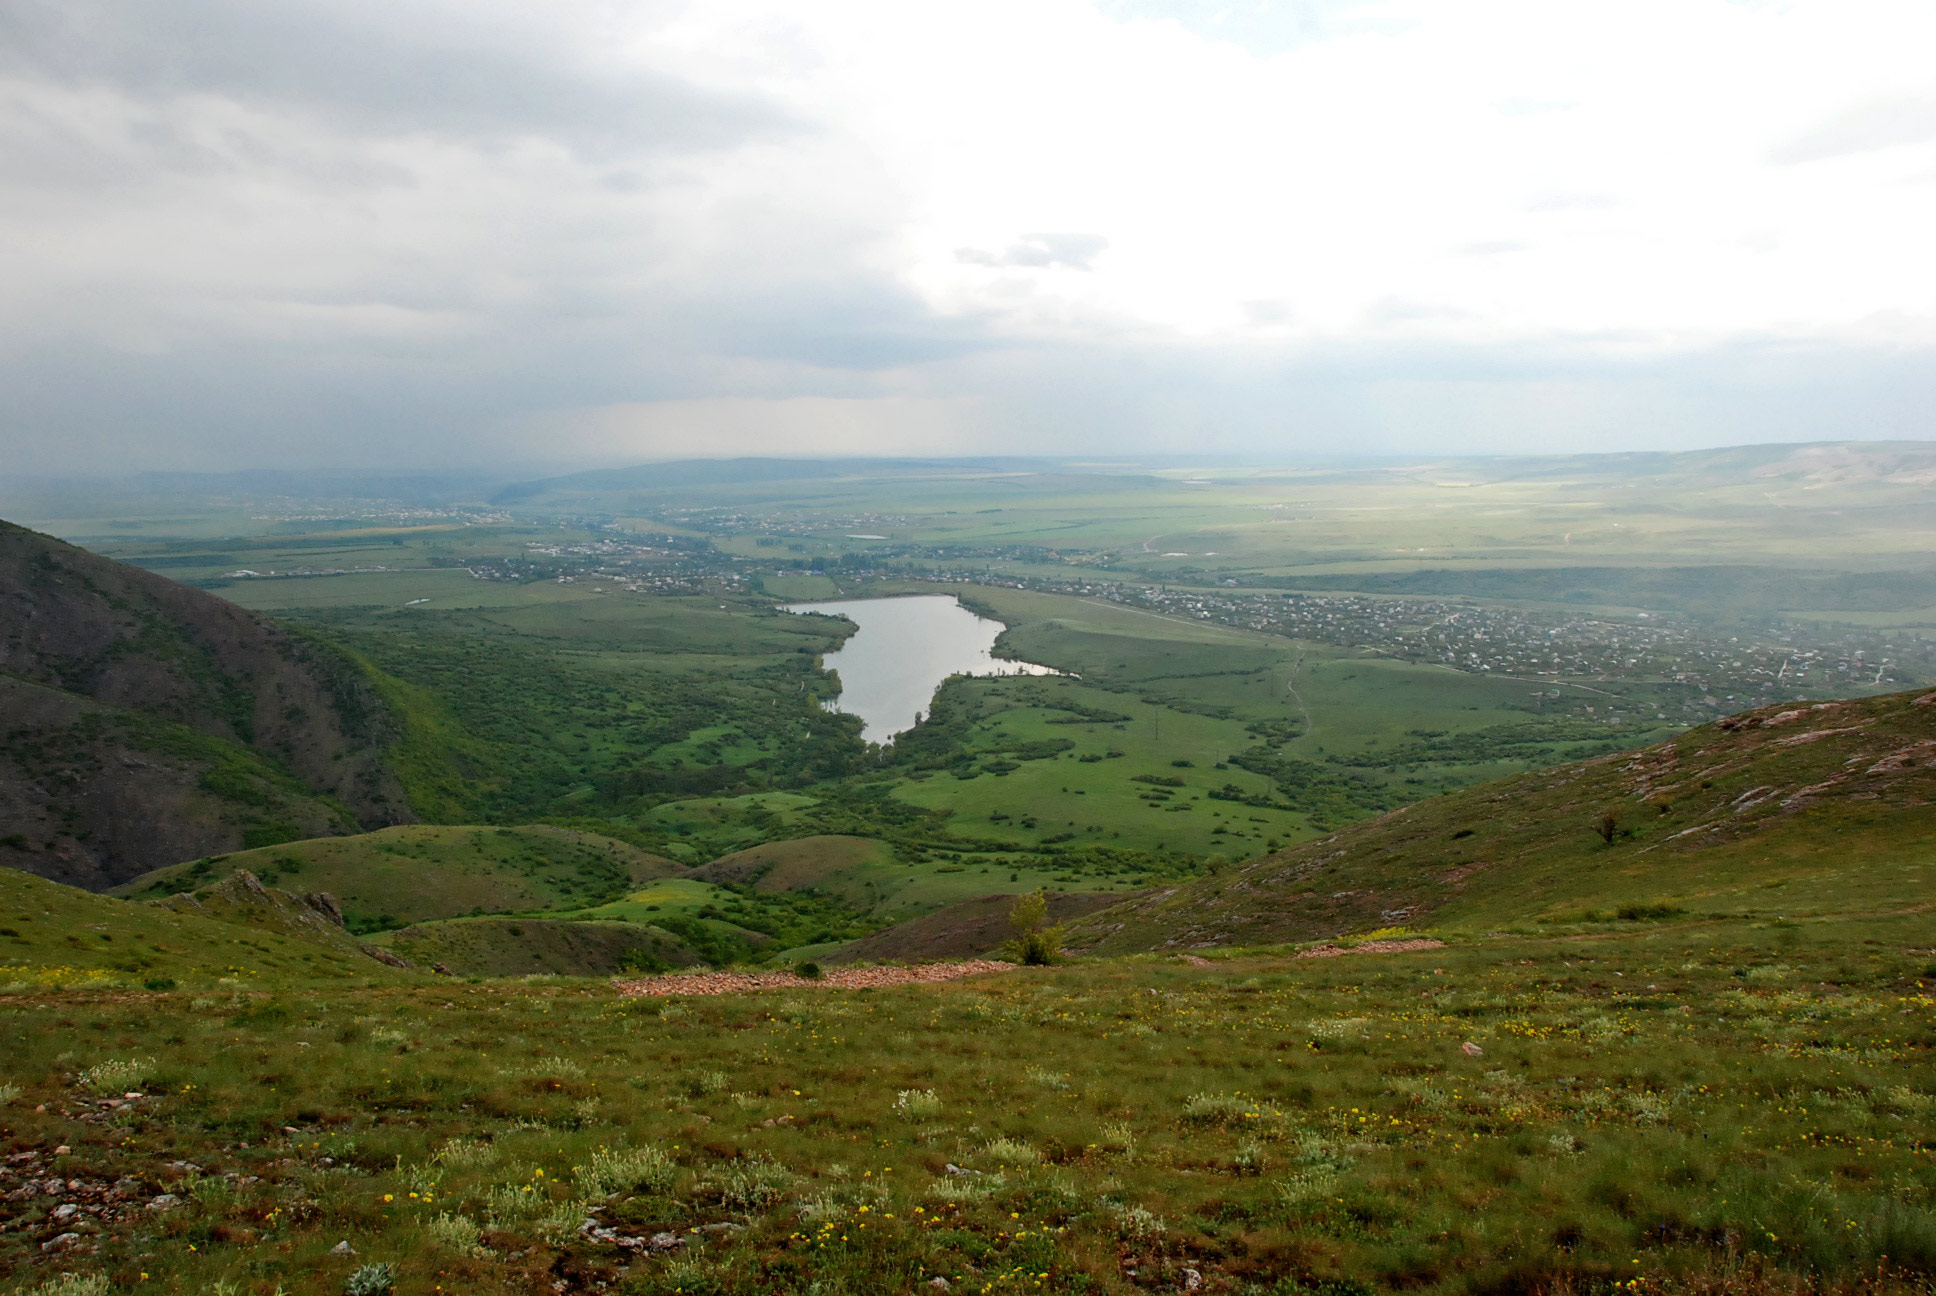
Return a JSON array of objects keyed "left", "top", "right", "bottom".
[
  {"left": 0, "top": 863, "right": 413, "bottom": 988},
  {"left": 113, "top": 824, "right": 684, "bottom": 929},
  {"left": 1072, "top": 687, "right": 1936, "bottom": 953}
]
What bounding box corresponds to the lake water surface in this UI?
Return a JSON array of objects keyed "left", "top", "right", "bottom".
[{"left": 786, "top": 595, "right": 1060, "bottom": 742}]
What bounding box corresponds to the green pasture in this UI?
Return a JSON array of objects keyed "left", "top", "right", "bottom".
[
  {"left": 686, "top": 835, "right": 1143, "bottom": 926},
  {"left": 560, "top": 877, "right": 736, "bottom": 924},
  {"left": 766, "top": 850, "right": 1144, "bottom": 926},
  {"left": 888, "top": 676, "right": 1307, "bottom": 857}
]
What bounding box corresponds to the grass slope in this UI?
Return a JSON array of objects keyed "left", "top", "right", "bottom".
[
  {"left": 692, "top": 834, "right": 1147, "bottom": 928},
  {"left": 378, "top": 916, "right": 704, "bottom": 978},
  {"left": 0, "top": 912, "right": 1929, "bottom": 1294},
  {"left": 826, "top": 890, "right": 1132, "bottom": 965},
  {"left": 693, "top": 836, "right": 890, "bottom": 892},
  {"left": 1074, "top": 688, "right": 1936, "bottom": 953},
  {"left": 0, "top": 867, "right": 410, "bottom": 989},
  {"left": 113, "top": 826, "right": 684, "bottom": 931}
]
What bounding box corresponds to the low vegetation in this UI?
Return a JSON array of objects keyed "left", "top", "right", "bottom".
[{"left": 0, "top": 912, "right": 1929, "bottom": 1294}]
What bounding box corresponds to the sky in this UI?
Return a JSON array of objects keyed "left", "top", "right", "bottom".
[{"left": 2, "top": 0, "right": 1933, "bottom": 474}]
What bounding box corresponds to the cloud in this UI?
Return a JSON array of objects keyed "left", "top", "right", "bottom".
[
  {"left": 1770, "top": 97, "right": 1936, "bottom": 165},
  {"left": 0, "top": 0, "right": 1933, "bottom": 475},
  {"left": 956, "top": 233, "right": 1110, "bottom": 271},
  {"left": 0, "top": 0, "right": 788, "bottom": 154}
]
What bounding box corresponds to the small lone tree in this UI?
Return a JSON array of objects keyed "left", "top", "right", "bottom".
[
  {"left": 1004, "top": 890, "right": 1066, "bottom": 966},
  {"left": 1593, "top": 810, "right": 1621, "bottom": 845}
]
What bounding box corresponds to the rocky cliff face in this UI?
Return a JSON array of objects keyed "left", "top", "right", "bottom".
[{"left": 0, "top": 519, "right": 415, "bottom": 887}]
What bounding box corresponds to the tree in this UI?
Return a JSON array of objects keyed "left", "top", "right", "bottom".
[
  {"left": 1003, "top": 890, "right": 1066, "bottom": 966},
  {"left": 1593, "top": 810, "right": 1621, "bottom": 845}
]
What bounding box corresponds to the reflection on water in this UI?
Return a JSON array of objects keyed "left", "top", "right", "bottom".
[{"left": 786, "top": 595, "right": 1060, "bottom": 742}]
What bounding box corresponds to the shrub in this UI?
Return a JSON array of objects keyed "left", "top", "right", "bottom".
[
  {"left": 794, "top": 961, "right": 823, "bottom": 980},
  {"left": 1002, "top": 891, "right": 1065, "bottom": 966},
  {"left": 427, "top": 1212, "right": 489, "bottom": 1258},
  {"left": 77, "top": 1056, "right": 153, "bottom": 1094},
  {"left": 1113, "top": 1204, "right": 1166, "bottom": 1239},
  {"left": 344, "top": 1264, "right": 395, "bottom": 1296},
  {"left": 706, "top": 1158, "right": 795, "bottom": 1211},
  {"left": 983, "top": 1137, "right": 1037, "bottom": 1164},
  {"left": 577, "top": 1145, "right": 676, "bottom": 1198},
  {"left": 15, "top": 1273, "right": 111, "bottom": 1296},
  {"left": 514, "top": 1056, "right": 585, "bottom": 1079},
  {"left": 683, "top": 1070, "right": 728, "bottom": 1098},
  {"left": 434, "top": 1137, "right": 495, "bottom": 1168},
  {"left": 1616, "top": 902, "right": 1686, "bottom": 921},
  {"left": 616, "top": 948, "right": 668, "bottom": 975},
  {"left": 893, "top": 1088, "right": 941, "bottom": 1119},
  {"left": 1180, "top": 1092, "right": 1276, "bottom": 1125}
]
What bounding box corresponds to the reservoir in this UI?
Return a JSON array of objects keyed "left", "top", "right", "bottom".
[{"left": 786, "top": 595, "right": 1060, "bottom": 742}]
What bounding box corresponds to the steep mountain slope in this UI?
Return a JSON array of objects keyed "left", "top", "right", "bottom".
[
  {"left": 1073, "top": 688, "right": 1936, "bottom": 953},
  {"left": 0, "top": 676, "right": 363, "bottom": 889},
  {"left": 0, "top": 518, "right": 415, "bottom": 885}
]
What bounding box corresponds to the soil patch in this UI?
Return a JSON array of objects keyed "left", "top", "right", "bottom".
[{"left": 614, "top": 959, "right": 1014, "bottom": 997}]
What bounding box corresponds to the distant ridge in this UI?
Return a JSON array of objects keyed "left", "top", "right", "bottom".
[
  {"left": 487, "top": 441, "right": 1936, "bottom": 505},
  {"left": 488, "top": 456, "right": 1065, "bottom": 504}
]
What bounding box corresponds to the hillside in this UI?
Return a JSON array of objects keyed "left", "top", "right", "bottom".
[
  {"left": 691, "top": 835, "right": 889, "bottom": 892},
  {"left": 0, "top": 518, "right": 415, "bottom": 885},
  {"left": 826, "top": 889, "right": 1130, "bottom": 964},
  {"left": 114, "top": 825, "right": 684, "bottom": 929},
  {"left": 379, "top": 915, "right": 706, "bottom": 977},
  {"left": 0, "top": 675, "right": 361, "bottom": 890},
  {"left": 0, "top": 864, "right": 411, "bottom": 988},
  {"left": 1074, "top": 687, "right": 1936, "bottom": 953}
]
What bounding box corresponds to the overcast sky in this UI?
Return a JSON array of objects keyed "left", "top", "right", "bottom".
[{"left": 2, "top": 0, "right": 1932, "bottom": 473}]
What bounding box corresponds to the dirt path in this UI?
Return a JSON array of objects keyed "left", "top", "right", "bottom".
[{"left": 613, "top": 960, "right": 1015, "bottom": 997}]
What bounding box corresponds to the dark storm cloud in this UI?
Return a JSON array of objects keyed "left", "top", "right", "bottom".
[{"left": 0, "top": 0, "right": 788, "bottom": 154}]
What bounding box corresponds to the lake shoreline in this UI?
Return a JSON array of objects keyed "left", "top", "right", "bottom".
[{"left": 785, "top": 594, "right": 1061, "bottom": 742}]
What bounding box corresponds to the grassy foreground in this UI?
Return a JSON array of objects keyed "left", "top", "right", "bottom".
[{"left": 2, "top": 912, "right": 1931, "bottom": 1295}]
